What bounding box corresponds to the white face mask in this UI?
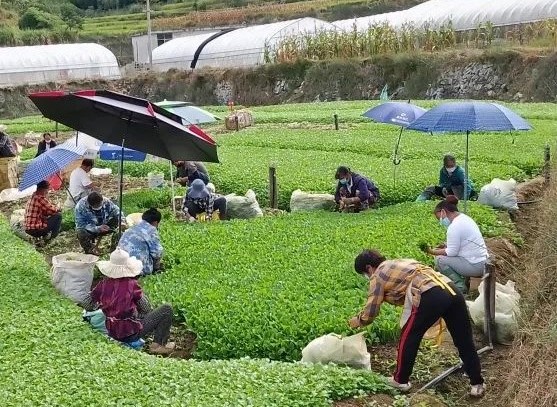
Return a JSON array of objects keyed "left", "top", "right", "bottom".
[
  {"left": 445, "top": 166, "right": 456, "bottom": 174},
  {"left": 92, "top": 205, "right": 102, "bottom": 211}
]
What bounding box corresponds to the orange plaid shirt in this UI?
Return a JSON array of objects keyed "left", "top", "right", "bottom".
[
  {"left": 24, "top": 193, "right": 58, "bottom": 230},
  {"left": 357, "top": 259, "right": 450, "bottom": 326}
]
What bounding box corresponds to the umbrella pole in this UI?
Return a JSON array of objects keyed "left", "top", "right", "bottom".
[
  {"left": 57, "top": 173, "right": 76, "bottom": 204},
  {"left": 464, "top": 131, "right": 469, "bottom": 214},
  {"left": 392, "top": 127, "right": 404, "bottom": 189},
  {"left": 169, "top": 160, "right": 176, "bottom": 215},
  {"left": 118, "top": 140, "right": 125, "bottom": 239}
]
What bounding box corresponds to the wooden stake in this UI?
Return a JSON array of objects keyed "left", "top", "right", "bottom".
[{"left": 269, "top": 165, "right": 278, "bottom": 209}]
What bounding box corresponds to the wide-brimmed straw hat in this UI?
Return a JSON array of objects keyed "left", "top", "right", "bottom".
[
  {"left": 188, "top": 178, "right": 210, "bottom": 199},
  {"left": 96, "top": 248, "right": 142, "bottom": 279}
]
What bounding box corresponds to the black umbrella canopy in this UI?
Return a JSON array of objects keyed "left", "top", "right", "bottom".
[{"left": 28, "top": 90, "right": 219, "bottom": 163}]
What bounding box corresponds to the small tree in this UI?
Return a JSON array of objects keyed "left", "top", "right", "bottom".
[
  {"left": 60, "top": 3, "right": 84, "bottom": 31},
  {"left": 18, "top": 7, "right": 56, "bottom": 30}
]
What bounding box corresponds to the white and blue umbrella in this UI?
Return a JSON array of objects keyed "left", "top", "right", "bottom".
[
  {"left": 19, "top": 142, "right": 87, "bottom": 191},
  {"left": 363, "top": 101, "right": 427, "bottom": 187},
  {"left": 407, "top": 101, "right": 532, "bottom": 211}
]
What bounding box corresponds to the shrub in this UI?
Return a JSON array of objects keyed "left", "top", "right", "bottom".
[{"left": 18, "top": 7, "right": 60, "bottom": 30}]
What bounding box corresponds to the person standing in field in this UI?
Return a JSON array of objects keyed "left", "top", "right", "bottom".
[{"left": 348, "top": 249, "right": 485, "bottom": 397}]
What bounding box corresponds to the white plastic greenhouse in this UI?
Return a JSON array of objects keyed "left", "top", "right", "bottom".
[
  {"left": 334, "top": 0, "right": 557, "bottom": 32},
  {"left": 152, "top": 32, "right": 218, "bottom": 71},
  {"left": 0, "top": 43, "right": 121, "bottom": 88},
  {"left": 153, "top": 17, "right": 337, "bottom": 70}
]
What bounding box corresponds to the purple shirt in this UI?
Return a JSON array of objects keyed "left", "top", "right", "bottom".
[{"left": 91, "top": 278, "right": 143, "bottom": 340}]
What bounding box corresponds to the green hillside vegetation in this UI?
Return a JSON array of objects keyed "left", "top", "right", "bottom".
[{"left": 0, "top": 0, "right": 425, "bottom": 45}]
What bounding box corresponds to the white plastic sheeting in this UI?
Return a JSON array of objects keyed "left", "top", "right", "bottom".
[
  {"left": 152, "top": 32, "right": 217, "bottom": 71},
  {"left": 334, "top": 0, "right": 557, "bottom": 32},
  {"left": 0, "top": 43, "right": 121, "bottom": 87},
  {"left": 153, "top": 18, "right": 336, "bottom": 70}
]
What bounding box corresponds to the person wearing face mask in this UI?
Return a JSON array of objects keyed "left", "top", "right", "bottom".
[
  {"left": 118, "top": 208, "right": 164, "bottom": 276},
  {"left": 416, "top": 154, "right": 475, "bottom": 201},
  {"left": 348, "top": 249, "right": 485, "bottom": 398},
  {"left": 334, "top": 166, "right": 380, "bottom": 212},
  {"left": 421, "top": 195, "right": 488, "bottom": 293},
  {"left": 75, "top": 192, "right": 126, "bottom": 256}
]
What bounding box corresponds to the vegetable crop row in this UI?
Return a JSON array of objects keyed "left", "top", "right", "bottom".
[
  {"left": 0, "top": 219, "right": 392, "bottom": 406},
  {"left": 144, "top": 202, "right": 516, "bottom": 361}
]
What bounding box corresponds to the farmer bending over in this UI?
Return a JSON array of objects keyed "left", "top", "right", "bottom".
[
  {"left": 416, "top": 154, "right": 475, "bottom": 201},
  {"left": 421, "top": 195, "right": 488, "bottom": 294},
  {"left": 75, "top": 192, "right": 126, "bottom": 256},
  {"left": 174, "top": 161, "right": 209, "bottom": 186},
  {"left": 24, "top": 180, "right": 62, "bottom": 242},
  {"left": 119, "top": 208, "right": 164, "bottom": 276},
  {"left": 334, "top": 166, "right": 380, "bottom": 212},
  {"left": 349, "top": 249, "right": 485, "bottom": 397},
  {"left": 80, "top": 248, "right": 175, "bottom": 355},
  {"left": 183, "top": 179, "right": 227, "bottom": 221}
]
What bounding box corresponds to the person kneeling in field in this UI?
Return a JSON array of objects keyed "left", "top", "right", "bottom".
[
  {"left": 80, "top": 248, "right": 175, "bottom": 355},
  {"left": 118, "top": 208, "right": 164, "bottom": 276},
  {"left": 348, "top": 249, "right": 485, "bottom": 398},
  {"left": 416, "top": 154, "right": 476, "bottom": 202},
  {"left": 182, "top": 179, "right": 227, "bottom": 221},
  {"left": 334, "top": 166, "right": 380, "bottom": 212},
  {"left": 24, "top": 180, "right": 62, "bottom": 243},
  {"left": 75, "top": 192, "right": 126, "bottom": 256}
]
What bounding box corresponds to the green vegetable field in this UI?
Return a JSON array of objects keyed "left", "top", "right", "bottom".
[
  {"left": 0, "top": 221, "right": 392, "bottom": 406},
  {"left": 147, "top": 202, "right": 515, "bottom": 361},
  {"left": 1, "top": 100, "right": 555, "bottom": 405}
]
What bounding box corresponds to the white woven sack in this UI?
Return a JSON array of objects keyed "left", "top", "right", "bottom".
[
  {"left": 467, "top": 280, "right": 520, "bottom": 345},
  {"left": 225, "top": 189, "right": 263, "bottom": 219},
  {"left": 290, "top": 189, "right": 336, "bottom": 212},
  {"left": 301, "top": 332, "right": 370, "bottom": 370},
  {"left": 478, "top": 178, "right": 518, "bottom": 210},
  {"left": 51, "top": 252, "right": 99, "bottom": 303}
]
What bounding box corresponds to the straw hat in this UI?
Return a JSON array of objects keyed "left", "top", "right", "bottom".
[
  {"left": 96, "top": 248, "right": 143, "bottom": 279},
  {"left": 188, "top": 178, "right": 210, "bottom": 199}
]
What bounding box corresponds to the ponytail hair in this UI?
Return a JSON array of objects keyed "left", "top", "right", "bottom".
[{"left": 434, "top": 195, "right": 459, "bottom": 213}]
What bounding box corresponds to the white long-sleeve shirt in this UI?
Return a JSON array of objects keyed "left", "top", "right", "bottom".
[{"left": 445, "top": 214, "right": 488, "bottom": 264}]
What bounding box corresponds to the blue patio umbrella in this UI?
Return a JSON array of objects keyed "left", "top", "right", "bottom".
[
  {"left": 19, "top": 142, "right": 87, "bottom": 191},
  {"left": 407, "top": 101, "right": 532, "bottom": 212},
  {"left": 99, "top": 144, "right": 147, "bottom": 162},
  {"left": 363, "top": 101, "right": 427, "bottom": 187}
]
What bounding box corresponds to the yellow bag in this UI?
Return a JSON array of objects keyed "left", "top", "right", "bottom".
[
  {"left": 424, "top": 318, "right": 446, "bottom": 347},
  {"left": 196, "top": 210, "right": 220, "bottom": 222}
]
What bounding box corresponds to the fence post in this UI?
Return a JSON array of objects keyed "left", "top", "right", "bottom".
[
  {"left": 544, "top": 144, "right": 550, "bottom": 185},
  {"left": 333, "top": 114, "right": 339, "bottom": 131},
  {"left": 269, "top": 165, "right": 278, "bottom": 209},
  {"left": 234, "top": 116, "right": 239, "bottom": 132}
]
